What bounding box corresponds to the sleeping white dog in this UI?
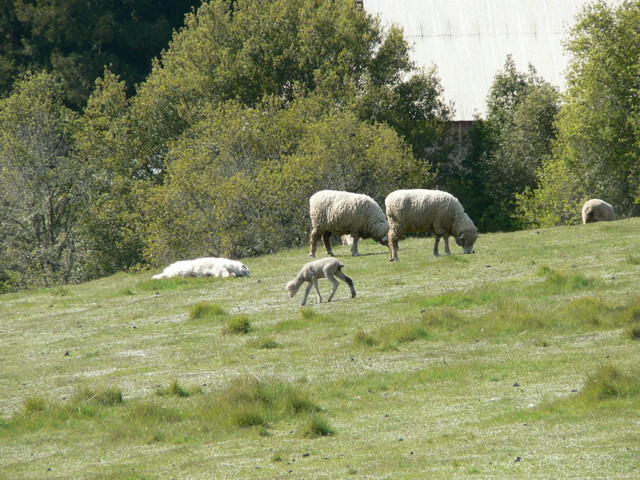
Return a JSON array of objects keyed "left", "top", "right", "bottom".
[{"left": 152, "top": 257, "right": 250, "bottom": 279}]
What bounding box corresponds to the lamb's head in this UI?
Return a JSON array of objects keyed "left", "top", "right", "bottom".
[
  {"left": 455, "top": 229, "right": 479, "bottom": 254},
  {"left": 238, "top": 264, "right": 251, "bottom": 277},
  {"left": 378, "top": 235, "right": 388, "bottom": 246},
  {"left": 286, "top": 278, "right": 301, "bottom": 297}
]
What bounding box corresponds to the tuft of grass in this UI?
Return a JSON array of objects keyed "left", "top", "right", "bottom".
[
  {"left": 373, "top": 321, "right": 432, "bottom": 348},
  {"left": 353, "top": 330, "right": 380, "bottom": 347},
  {"left": 252, "top": 337, "right": 282, "bottom": 349},
  {"left": 537, "top": 266, "right": 593, "bottom": 292},
  {"left": 156, "top": 380, "right": 201, "bottom": 398},
  {"left": 302, "top": 414, "right": 335, "bottom": 438},
  {"left": 578, "top": 364, "right": 637, "bottom": 402},
  {"left": 189, "top": 302, "right": 226, "bottom": 321},
  {"left": 626, "top": 254, "right": 640, "bottom": 265},
  {"left": 74, "top": 387, "right": 124, "bottom": 406},
  {"left": 22, "top": 396, "right": 49, "bottom": 414},
  {"left": 224, "top": 314, "right": 252, "bottom": 334}
]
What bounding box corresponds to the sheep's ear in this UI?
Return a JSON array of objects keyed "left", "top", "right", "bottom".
[{"left": 459, "top": 233, "right": 465, "bottom": 240}]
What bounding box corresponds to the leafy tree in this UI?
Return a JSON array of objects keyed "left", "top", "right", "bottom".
[
  {"left": 1, "top": 0, "right": 199, "bottom": 107},
  {"left": 0, "top": 72, "right": 84, "bottom": 289},
  {"left": 460, "top": 56, "right": 559, "bottom": 231},
  {"left": 108, "top": 0, "right": 447, "bottom": 265},
  {"left": 519, "top": 0, "right": 640, "bottom": 225},
  {"left": 143, "top": 97, "right": 430, "bottom": 262}
]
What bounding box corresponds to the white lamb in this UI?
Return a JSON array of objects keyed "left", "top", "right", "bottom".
[
  {"left": 309, "top": 190, "right": 389, "bottom": 258},
  {"left": 385, "top": 189, "right": 478, "bottom": 261},
  {"left": 286, "top": 257, "right": 356, "bottom": 306},
  {"left": 152, "top": 257, "right": 250, "bottom": 279},
  {"left": 581, "top": 199, "right": 615, "bottom": 224}
]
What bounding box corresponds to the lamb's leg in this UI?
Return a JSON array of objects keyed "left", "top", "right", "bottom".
[
  {"left": 335, "top": 270, "right": 356, "bottom": 298},
  {"left": 325, "top": 272, "right": 340, "bottom": 302},
  {"left": 322, "top": 232, "right": 334, "bottom": 256},
  {"left": 309, "top": 228, "right": 322, "bottom": 258},
  {"left": 312, "top": 277, "right": 323, "bottom": 303},
  {"left": 220, "top": 268, "right": 232, "bottom": 278},
  {"left": 301, "top": 281, "right": 313, "bottom": 306},
  {"left": 350, "top": 235, "right": 360, "bottom": 256}
]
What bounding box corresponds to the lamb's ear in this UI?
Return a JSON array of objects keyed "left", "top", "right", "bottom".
[{"left": 459, "top": 233, "right": 465, "bottom": 240}]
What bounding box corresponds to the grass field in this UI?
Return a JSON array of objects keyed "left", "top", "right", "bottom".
[{"left": 1, "top": 219, "right": 639, "bottom": 479}]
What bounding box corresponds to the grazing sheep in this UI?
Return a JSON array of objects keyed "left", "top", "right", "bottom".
[
  {"left": 309, "top": 190, "right": 389, "bottom": 258},
  {"left": 581, "top": 199, "right": 615, "bottom": 224},
  {"left": 152, "top": 257, "right": 250, "bottom": 279},
  {"left": 385, "top": 189, "right": 478, "bottom": 261},
  {"left": 286, "top": 257, "right": 356, "bottom": 306}
]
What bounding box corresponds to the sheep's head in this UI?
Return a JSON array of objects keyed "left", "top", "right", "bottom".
[
  {"left": 286, "top": 279, "right": 300, "bottom": 297},
  {"left": 379, "top": 235, "right": 389, "bottom": 246},
  {"left": 455, "top": 230, "right": 478, "bottom": 254}
]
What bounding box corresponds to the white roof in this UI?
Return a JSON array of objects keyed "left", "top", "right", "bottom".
[{"left": 363, "top": 0, "right": 620, "bottom": 121}]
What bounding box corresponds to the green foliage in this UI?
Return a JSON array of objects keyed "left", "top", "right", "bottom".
[
  {"left": 189, "top": 302, "right": 226, "bottom": 321},
  {"left": 461, "top": 56, "right": 560, "bottom": 231},
  {"left": 302, "top": 414, "right": 335, "bottom": 438},
  {"left": 0, "top": 72, "right": 85, "bottom": 289},
  {"left": 224, "top": 315, "right": 252, "bottom": 335},
  {"left": 519, "top": 1, "right": 640, "bottom": 225},
  {"left": 0, "top": 0, "right": 199, "bottom": 108}
]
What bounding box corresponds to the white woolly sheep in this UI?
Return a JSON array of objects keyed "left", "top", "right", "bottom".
[
  {"left": 152, "top": 257, "right": 250, "bottom": 279},
  {"left": 385, "top": 189, "right": 478, "bottom": 261},
  {"left": 581, "top": 199, "right": 615, "bottom": 224},
  {"left": 309, "top": 190, "right": 389, "bottom": 258},
  {"left": 286, "top": 257, "right": 356, "bottom": 306}
]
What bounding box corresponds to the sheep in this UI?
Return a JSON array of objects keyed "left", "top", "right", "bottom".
[
  {"left": 152, "top": 257, "right": 250, "bottom": 279},
  {"left": 286, "top": 257, "right": 356, "bottom": 306},
  {"left": 309, "top": 190, "right": 389, "bottom": 258},
  {"left": 581, "top": 199, "right": 615, "bottom": 224},
  {"left": 385, "top": 189, "right": 478, "bottom": 261}
]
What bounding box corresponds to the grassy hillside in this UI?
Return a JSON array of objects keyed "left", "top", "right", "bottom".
[{"left": 1, "top": 219, "right": 639, "bottom": 479}]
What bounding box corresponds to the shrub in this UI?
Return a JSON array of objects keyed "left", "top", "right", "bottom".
[
  {"left": 225, "top": 315, "right": 252, "bottom": 334},
  {"left": 303, "top": 414, "right": 335, "bottom": 438},
  {"left": 189, "top": 302, "right": 226, "bottom": 321}
]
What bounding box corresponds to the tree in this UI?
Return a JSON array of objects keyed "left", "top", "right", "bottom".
[
  {"left": 105, "top": 0, "right": 447, "bottom": 265},
  {"left": 1, "top": 0, "right": 199, "bottom": 107},
  {"left": 518, "top": 0, "right": 640, "bottom": 225},
  {"left": 0, "top": 72, "right": 84, "bottom": 289},
  {"left": 143, "top": 97, "right": 430, "bottom": 263},
  {"left": 460, "top": 56, "right": 559, "bottom": 231}
]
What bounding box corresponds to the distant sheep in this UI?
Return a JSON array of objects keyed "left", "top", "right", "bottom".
[
  {"left": 286, "top": 257, "right": 356, "bottom": 306},
  {"left": 581, "top": 199, "right": 615, "bottom": 224},
  {"left": 385, "top": 189, "right": 478, "bottom": 261},
  {"left": 309, "top": 190, "right": 389, "bottom": 258},
  {"left": 152, "top": 257, "right": 250, "bottom": 279}
]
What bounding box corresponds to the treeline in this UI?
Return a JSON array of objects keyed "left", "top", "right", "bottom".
[{"left": 1, "top": 0, "right": 639, "bottom": 291}]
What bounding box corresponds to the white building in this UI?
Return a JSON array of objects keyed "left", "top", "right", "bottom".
[{"left": 362, "top": 0, "right": 620, "bottom": 121}]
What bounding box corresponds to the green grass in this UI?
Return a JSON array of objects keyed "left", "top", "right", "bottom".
[{"left": 1, "top": 219, "right": 639, "bottom": 479}]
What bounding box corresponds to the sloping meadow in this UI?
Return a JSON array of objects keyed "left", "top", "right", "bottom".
[{"left": 1, "top": 219, "right": 639, "bottom": 479}]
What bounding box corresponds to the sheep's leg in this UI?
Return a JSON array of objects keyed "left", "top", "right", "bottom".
[
  {"left": 309, "top": 228, "right": 322, "bottom": 258},
  {"left": 301, "top": 281, "right": 313, "bottom": 306},
  {"left": 335, "top": 270, "right": 356, "bottom": 298},
  {"left": 443, "top": 235, "right": 451, "bottom": 255},
  {"left": 388, "top": 228, "right": 400, "bottom": 261},
  {"left": 325, "top": 272, "right": 340, "bottom": 302},
  {"left": 322, "top": 232, "right": 334, "bottom": 256},
  {"left": 350, "top": 235, "right": 360, "bottom": 256},
  {"left": 312, "top": 277, "right": 323, "bottom": 303},
  {"left": 220, "top": 268, "right": 232, "bottom": 278},
  {"left": 433, "top": 235, "right": 441, "bottom": 256}
]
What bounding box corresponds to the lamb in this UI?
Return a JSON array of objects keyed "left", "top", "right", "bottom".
[
  {"left": 309, "top": 190, "right": 389, "bottom": 258},
  {"left": 286, "top": 257, "right": 356, "bottom": 306},
  {"left": 581, "top": 199, "right": 615, "bottom": 224},
  {"left": 385, "top": 189, "right": 478, "bottom": 261},
  {"left": 152, "top": 257, "right": 250, "bottom": 279}
]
